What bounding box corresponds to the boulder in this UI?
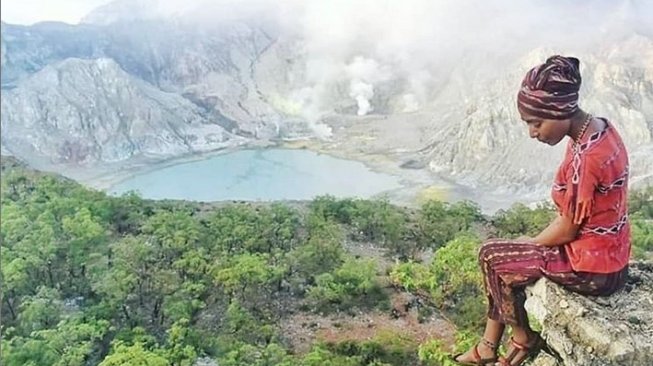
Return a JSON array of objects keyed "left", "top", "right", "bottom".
[{"left": 525, "top": 262, "right": 653, "bottom": 366}]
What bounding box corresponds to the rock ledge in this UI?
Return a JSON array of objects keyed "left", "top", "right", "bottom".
[{"left": 525, "top": 262, "right": 653, "bottom": 366}]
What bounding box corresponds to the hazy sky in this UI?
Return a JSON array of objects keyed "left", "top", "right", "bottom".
[
  {"left": 1, "top": 0, "right": 112, "bottom": 25},
  {"left": 2, "top": 0, "right": 651, "bottom": 33},
  {"left": 2, "top": 0, "right": 651, "bottom": 117}
]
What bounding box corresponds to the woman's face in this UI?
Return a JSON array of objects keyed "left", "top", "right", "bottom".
[{"left": 518, "top": 108, "right": 570, "bottom": 146}]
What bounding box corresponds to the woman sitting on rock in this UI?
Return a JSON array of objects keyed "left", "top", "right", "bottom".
[{"left": 452, "top": 55, "right": 631, "bottom": 366}]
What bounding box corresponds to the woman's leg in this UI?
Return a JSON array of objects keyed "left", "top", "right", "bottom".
[
  {"left": 472, "top": 241, "right": 626, "bottom": 365},
  {"left": 454, "top": 240, "right": 547, "bottom": 364},
  {"left": 483, "top": 319, "right": 505, "bottom": 347},
  {"left": 479, "top": 240, "right": 552, "bottom": 326},
  {"left": 453, "top": 318, "right": 504, "bottom": 363}
]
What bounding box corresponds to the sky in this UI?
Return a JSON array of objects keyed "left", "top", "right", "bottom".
[
  {"left": 1, "top": 0, "right": 650, "bottom": 29},
  {"left": 1, "top": 0, "right": 113, "bottom": 25}
]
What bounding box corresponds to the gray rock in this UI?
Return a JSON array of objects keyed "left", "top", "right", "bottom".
[
  {"left": 525, "top": 262, "right": 653, "bottom": 366},
  {"left": 1, "top": 58, "right": 237, "bottom": 165}
]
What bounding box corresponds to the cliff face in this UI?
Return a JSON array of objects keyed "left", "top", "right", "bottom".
[
  {"left": 0, "top": 19, "right": 285, "bottom": 138},
  {"left": 525, "top": 262, "right": 653, "bottom": 366},
  {"left": 1, "top": 58, "right": 240, "bottom": 164}
]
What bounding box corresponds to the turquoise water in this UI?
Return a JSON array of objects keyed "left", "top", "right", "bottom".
[{"left": 108, "top": 149, "right": 403, "bottom": 201}]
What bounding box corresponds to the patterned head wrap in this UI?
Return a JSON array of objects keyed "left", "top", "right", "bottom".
[{"left": 517, "top": 55, "right": 582, "bottom": 120}]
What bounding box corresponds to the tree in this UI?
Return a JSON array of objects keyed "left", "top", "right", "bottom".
[
  {"left": 92, "top": 235, "right": 158, "bottom": 325},
  {"left": 205, "top": 205, "right": 267, "bottom": 255},
  {"left": 214, "top": 253, "right": 276, "bottom": 304},
  {"left": 109, "top": 191, "right": 149, "bottom": 234},
  {"left": 163, "top": 319, "right": 198, "bottom": 366},
  {"left": 1, "top": 317, "right": 110, "bottom": 366},
  {"left": 61, "top": 207, "right": 108, "bottom": 291},
  {"left": 99, "top": 341, "right": 169, "bottom": 366},
  {"left": 18, "top": 286, "right": 62, "bottom": 333},
  {"left": 220, "top": 300, "right": 275, "bottom": 346},
  {"left": 142, "top": 210, "right": 201, "bottom": 260},
  {"left": 309, "top": 195, "right": 356, "bottom": 224},
  {"left": 292, "top": 217, "right": 344, "bottom": 282}
]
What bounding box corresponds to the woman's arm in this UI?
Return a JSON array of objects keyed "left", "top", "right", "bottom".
[{"left": 531, "top": 214, "right": 581, "bottom": 247}]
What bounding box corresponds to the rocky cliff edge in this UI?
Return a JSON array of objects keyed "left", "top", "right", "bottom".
[{"left": 526, "top": 262, "right": 653, "bottom": 366}]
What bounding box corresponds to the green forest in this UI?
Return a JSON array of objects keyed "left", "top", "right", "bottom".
[{"left": 1, "top": 156, "right": 652, "bottom": 366}]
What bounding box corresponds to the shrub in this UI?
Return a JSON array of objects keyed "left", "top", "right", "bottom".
[
  {"left": 307, "top": 259, "right": 385, "bottom": 311},
  {"left": 417, "top": 200, "right": 483, "bottom": 250},
  {"left": 491, "top": 202, "right": 555, "bottom": 238}
]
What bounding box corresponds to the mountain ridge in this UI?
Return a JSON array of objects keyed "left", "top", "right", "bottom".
[{"left": 2, "top": 1, "right": 652, "bottom": 207}]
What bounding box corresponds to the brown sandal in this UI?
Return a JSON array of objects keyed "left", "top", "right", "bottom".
[
  {"left": 450, "top": 338, "right": 499, "bottom": 365},
  {"left": 497, "top": 334, "right": 544, "bottom": 366}
]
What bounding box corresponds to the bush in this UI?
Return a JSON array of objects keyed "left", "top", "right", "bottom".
[
  {"left": 293, "top": 217, "right": 345, "bottom": 283},
  {"left": 330, "top": 332, "right": 417, "bottom": 366},
  {"left": 295, "top": 344, "right": 361, "bottom": 366},
  {"left": 429, "top": 235, "right": 485, "bottom": 329},
  {"left": 219, "top": 342, "right": 290, "bottom": 366},
  {"left": 391, "top": 234, "right": 486, "bottom": 330},
  {"left": 309, "top": 195, "right": 357, "bottom": 224},
  {"left": 389, "top": 261, "right": 432, "bottom": 292},
  {"left": 631, "top": 217, "right": 653, "bottom": 260},
  {"left": 491, "top": 202, "right": 555, "bottom": 238},
  {"left": 418, "top": 330, "right": 481, "bottom": 366},
  {"left": 307, "top": 259, "right": 386, "bottom": 311},
  {"left": 417, "top": 200, "right": 483, "bottom": 250},
  {"left": 629, "top": 186, "right": 653, "bottom": 219}
]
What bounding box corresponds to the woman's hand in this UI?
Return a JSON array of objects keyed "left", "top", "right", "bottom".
[{"left": 515, "top": 235, "right": 534, "bottom": 242}]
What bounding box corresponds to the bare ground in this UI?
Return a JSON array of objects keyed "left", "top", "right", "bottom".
[{"left": 279, "top": 289, "right": 457, "bottom": 355}]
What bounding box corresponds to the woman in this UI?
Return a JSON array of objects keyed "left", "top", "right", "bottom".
[{"left": 452, "top": 55, "right": 630, "bottom": 366}]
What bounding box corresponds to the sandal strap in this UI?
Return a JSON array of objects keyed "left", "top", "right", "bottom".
[
  {"left": 501, "top": 335, "right": 542, "bottom": 365},
  {"left": 451, "top": 341, "right": 499, "bottom": 365},
  {"left": 472, "top": 344, "right": 498, "bottom": 365},
  {"left": 497, "top": 357, "right": 511, "bottom": 366},
  {"left": 510, "top": 337, "right": 529, "bottom": 351},
  {"left": 472, "top": 344, "right": 482, "bottom": 363},
  {"left": 502, "top": 337, "right": 526, "bottom": 363}
]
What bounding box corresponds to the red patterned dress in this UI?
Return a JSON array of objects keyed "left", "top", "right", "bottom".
[{"left": 479, "top": 118, "right": 630, "bottom": 326}]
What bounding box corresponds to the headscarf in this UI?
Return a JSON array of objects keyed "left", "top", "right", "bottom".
[{"left": 517, "top": 55, "right": 581, "bottom": 120}]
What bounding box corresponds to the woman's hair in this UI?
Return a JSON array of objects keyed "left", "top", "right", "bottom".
[{"left": 517, "top": 55, "right": 582, "bottom": 120}]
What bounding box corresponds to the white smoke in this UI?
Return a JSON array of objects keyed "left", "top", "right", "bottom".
[
  {"left": 285, "top": 0, "right": 653, "bottom": 120},
  {"left": 22, "top": 0, "right": 653, "bottom": 122},
  {"left": 349, "top": 81, "right": 373, "bottom": 115},
  {"left": 344, "top": 56, "right": 391, "bottom": 115},
  {"left": 402, "top": 94, "right": 420, "bottom": 113}
]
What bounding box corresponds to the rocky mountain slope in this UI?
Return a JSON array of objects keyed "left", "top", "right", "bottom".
[
  {"left": 418, "top": 40, "right": 653, "bottom": 194},
  {"left": 1, "top": 0, "right": 652, "bottom": 205},
  {"left": 1, "top": 57, "right": 240, "bottom": 164}
]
